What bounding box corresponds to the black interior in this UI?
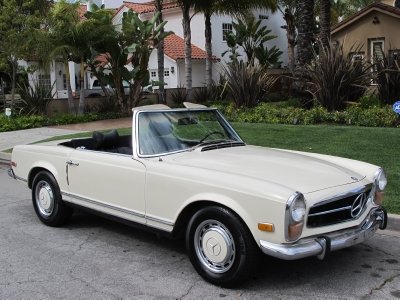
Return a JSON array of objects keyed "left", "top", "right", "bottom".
[{"left": 60, "top": 130, "right": 133, "bottom": 155}]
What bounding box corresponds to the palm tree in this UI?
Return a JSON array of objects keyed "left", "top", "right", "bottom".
[
  {"left": 154, "top": 0, "right": 166, "bottom": 104},
  {"left": 194, "top": 0, "right": 278, "bottom": 95},
  {"left": 292, "top": 0, "right": 315, "bottom": 98},
  {"left": 176, "top": 0, "right": 195, "bottom": 101},
  {"left": 319, "top": 0, "right": 331, "bottom": 51},
  {"left": 278, "top": 0, "right": 297, "bottom": 74},
  {"left": 35, "top": 0, "right": 83, "bottom": 114}
]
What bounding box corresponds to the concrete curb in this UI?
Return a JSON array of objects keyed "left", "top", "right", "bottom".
[{"left": 1, "top": 146, "right": 399, "bottom": 233}]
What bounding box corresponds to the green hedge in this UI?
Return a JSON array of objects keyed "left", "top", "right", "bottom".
[
  {"left": 0, "top": 111, "right": 131, "bottom": 132},
  {"left": 212, "top": 102, "right": 400, "bottom": 127},
  {"left": 1, "top": 103, "right": 399, "bottom": 132}
]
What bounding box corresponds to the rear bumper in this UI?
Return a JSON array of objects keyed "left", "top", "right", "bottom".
[
  {"left": 8, "top": 168, "right": 16, "bottom": 179},
  {"left": 260, "top": 208, "right": 387, "bottom": 260}
]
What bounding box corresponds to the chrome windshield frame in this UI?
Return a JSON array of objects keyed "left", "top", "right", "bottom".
[{"left": 132, "top": 107, "right": 244, "bottom": 159}]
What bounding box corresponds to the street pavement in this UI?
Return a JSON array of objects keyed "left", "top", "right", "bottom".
[{"left": 1, "top": 163, "right": 400, "bottom": 299}]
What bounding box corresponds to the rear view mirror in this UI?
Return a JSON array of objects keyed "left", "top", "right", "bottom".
[{"left": 178, "top": 117, "right": 199, "bottom": 125}]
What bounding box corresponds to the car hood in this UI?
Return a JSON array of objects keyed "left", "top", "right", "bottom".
[{"left": 172, "top": 145, "right": 364, "bottom": 193}]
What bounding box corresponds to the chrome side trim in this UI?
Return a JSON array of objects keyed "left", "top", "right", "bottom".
[
  {"left": 16, "top": 176, "right": 27, "bottom": 182},
  {"left": 61, "top": 192, "right": 175, "bottom": 227},
  {"left": 260, "top": 208, "right": 384, "bottom": 261},
  {"left": 146, "top": 215, "right": 174, "bottom": 227},
  {"left": 62, "top": 192, "right": 145, "bottom": 218}
]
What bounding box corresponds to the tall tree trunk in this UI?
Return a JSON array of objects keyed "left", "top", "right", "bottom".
[
  {"left": 395, "top": 0, "right": 400, "bottom": 8},
  {"left": 182, "top": 7, "right": 192, "bottom": 102},
  {"left": 10, "top": 58, "right": 17, "bottom": 108},
  {"left": 319, "top": 0, "right": 331, "bottom": 51},
  {"left": 78, "top": 57, "right": 85, "bottom": 115},
  {"left": 283, "top": 8, "right": 296, "bottom": 74},
  {"left": 205, "top": 11, "right": 213, "bottom": 96},
  {"left": 155, "top": 0, "right": 165, "bottom": 104},
  {"left": 292, "top": 0, "right": 314, "bottom": 98},
  {"left": 64, "top": 60, "right": 76, "bottom": 114}
]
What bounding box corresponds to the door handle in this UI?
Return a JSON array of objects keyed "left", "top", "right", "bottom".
[{"left": 66, "top": 160, "right": 79, "bottom": 166}]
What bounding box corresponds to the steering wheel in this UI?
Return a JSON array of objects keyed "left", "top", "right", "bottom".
[{"left": 199, "top": 131, "right": 225, "bottom": 143}]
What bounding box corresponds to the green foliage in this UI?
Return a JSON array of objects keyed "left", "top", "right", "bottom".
[
  {"left": 374, "top": 47, "right": 400, "bottom": 105},
  {"left": 17, "top": 80, "right": 54, "bottom": 116},
  {"left": 276, "top": 98, "right": 303, "bottom": 108},
  {"left": 0, "top": 111, "right": 132, "bottom": 132},
  {"left": 254, "top": 45, "right": 283, "bottom": 68},
  {"left": 222, "top": 61, "right": 279, "bottom": 108},
  {"left": 169, "top": 88, "right": 187, "bottom": 105},
  {"left": 356, "top": 95, "right": 383, "bottom": 109},
  {"left": 222, "top": 14, "right": 279, "bottom": 66},
  {"left": 307, "top": 41, "right": 373, "bottom": 111},
  {"left": 212, "top": 102, "right": 399, "bottom": 127}
]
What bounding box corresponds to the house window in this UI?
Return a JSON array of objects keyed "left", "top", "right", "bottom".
[
  {"left": 63, "top": 74, "right": 67, "bottom": 90},
  {"left": 164, "top": 70, "right": 170, "bottom": 77},
  {"left": 389, "top": 50, "right": 399, "bottom": 64},
  {"left": 371, "top": 40, "right": 384, "bottom": 61},
  {"left": 222, "top": 23, "right": 232, "bottom": 41},
  {"left": 151, "top": 71, "right": 157, "bottom": 78},
  {"left": 38, "top": 75, "right": 51, "bottom": 90},
  {"left": 259, "top": 15, "right": 269, "bottom": 20}
]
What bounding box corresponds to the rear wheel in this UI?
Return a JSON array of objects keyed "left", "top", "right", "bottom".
[
  {"left": 186, "top": 206, "right": 260, "bottom": 287},
  {"left": 32, "top": 171, "right": 73, "bottom": 227}
]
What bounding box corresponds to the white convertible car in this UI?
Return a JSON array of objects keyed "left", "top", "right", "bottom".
[{"left": 8, "top": 103, "right": 388, "bottom": 286}]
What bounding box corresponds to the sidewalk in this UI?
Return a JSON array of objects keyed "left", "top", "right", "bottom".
[
  {"left": 0, "top": 117, "right": 131, "bottom": 163},
  {"left": 0, "top": 117, "right": 398, "bottom": 234}
]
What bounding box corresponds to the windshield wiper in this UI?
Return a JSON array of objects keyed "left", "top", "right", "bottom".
[{"left": 190, "top": 139, "right": 237, "bottom": 151}]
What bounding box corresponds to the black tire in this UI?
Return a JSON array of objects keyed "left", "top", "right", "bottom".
[
  {"left": 186, "top": 206, "right": 260, "bottom": 287},
  {"left": 31, "top": 171, "right": 73, "bottom": 227}
]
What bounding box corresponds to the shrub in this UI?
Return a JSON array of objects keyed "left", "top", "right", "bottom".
[
  {"left": 306, "top": 41, "right": 373, "bottom": 111},
  {"left": 17, "top": 80, "right": 54, "bottom": 116},
  {"left": 222, "top": 61, "right": 279, "bottom": 108},
  {"left": 375, "top": 47, "right": 400, "bottom": 105},
  {"left": 168, "top": 87, "right": 186, "bottom": 105}
]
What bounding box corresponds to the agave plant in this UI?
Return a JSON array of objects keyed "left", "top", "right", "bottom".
[
  {"left": 222, "top": 61, "right": 278, "bottom": 108},
  {"left": 18, "top": 80, "right": 54, "bottom": 116},
  {"left": 374, "top": 47, "right": 400, "bottom": 105},
  {"left": 306, "top": 40, "right": 374, "bottom": 111}
]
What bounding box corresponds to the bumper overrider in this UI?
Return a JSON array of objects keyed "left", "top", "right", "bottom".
[
  {"left": 260, "top": 208, "right": 387, "bottom": 260},
  {"left": 8, "top": 168, "right": 16, "bottom": 179}
]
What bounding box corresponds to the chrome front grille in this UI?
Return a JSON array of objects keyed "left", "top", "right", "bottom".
[{"left": 307, "top": 185, "right": 373, "bottom": 228}]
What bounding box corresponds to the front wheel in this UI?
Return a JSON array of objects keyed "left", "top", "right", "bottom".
[
  {"left": 186, "top": 206, "right": 260, "bottom": 287},
  {"left": 32, "top": 171, "right": 73, "bottom": 227}
]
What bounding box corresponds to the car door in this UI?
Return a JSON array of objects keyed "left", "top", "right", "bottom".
[{"left": 66, "top": 149, "right": 147, "bottom": 224}]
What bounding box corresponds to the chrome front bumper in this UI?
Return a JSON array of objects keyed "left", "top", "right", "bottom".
[{"left": 260, "top": 208, "right": 387, "bottom": 261}]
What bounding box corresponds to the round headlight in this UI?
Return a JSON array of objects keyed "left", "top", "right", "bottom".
[
  {"left": 290, "top": 195, "right": 306, "bottom": 223},
  {"left": 374, "top": 168, "right": 387, "bottom": 192}
]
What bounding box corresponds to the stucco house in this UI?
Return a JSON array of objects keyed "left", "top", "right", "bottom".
[
  {"left": 331, "top": 1, "right": 400, "bottom": 61},
  {"left": 22, "top": 0, "right": 289, "bottom": 98}
]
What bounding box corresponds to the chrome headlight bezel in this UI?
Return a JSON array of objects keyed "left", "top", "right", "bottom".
[
  {"left": 285, "top": 192, "right": 306, "bottom": 242},
  {"left": 374, "top": 168, "right": 387, "bottom": 192}
]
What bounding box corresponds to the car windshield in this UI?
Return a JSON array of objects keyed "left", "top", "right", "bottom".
[{"left": 137, "top": 109, "right": 243, "bottom": 156}]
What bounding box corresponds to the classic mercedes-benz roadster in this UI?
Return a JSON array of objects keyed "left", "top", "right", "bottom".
[{"left": 8, "top": 103, "right": 388, "bottom": 286}]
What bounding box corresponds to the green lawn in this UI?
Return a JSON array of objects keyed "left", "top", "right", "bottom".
[{"left": 10, "top": 123, "right": 400, "bottom": 214}]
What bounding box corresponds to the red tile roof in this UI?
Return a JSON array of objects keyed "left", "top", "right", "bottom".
[
  {"left": 331, "top": 2, "right": 400, "bottom": 32},
  {"left": 78, "top": 5, "right": 87, "bottom": 22},
  {"left": 163, "top": 34, "right": 218, "bottom": 61},
  {"left": 114, "top": 1, "right": 180, "bottom": 16}
]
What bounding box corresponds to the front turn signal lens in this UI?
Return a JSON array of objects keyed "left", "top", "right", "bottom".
[{"left": 258, "top": 223, "right": 275, "bottom": 232}]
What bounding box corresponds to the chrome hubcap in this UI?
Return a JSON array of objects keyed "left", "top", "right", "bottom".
[
  {"left": 35, "top": 180, "right": 54, "bottom": 218},
  {"left": 194, "top": 220, "right": 236, "bottom": 273}
]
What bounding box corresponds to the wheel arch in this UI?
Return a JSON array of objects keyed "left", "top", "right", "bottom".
[
  {"left": 28, "top": 166, "right": 58, "bottom": 189},
  {"left": 172, "top": 200, "right": 255, "bottom": 242}
]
